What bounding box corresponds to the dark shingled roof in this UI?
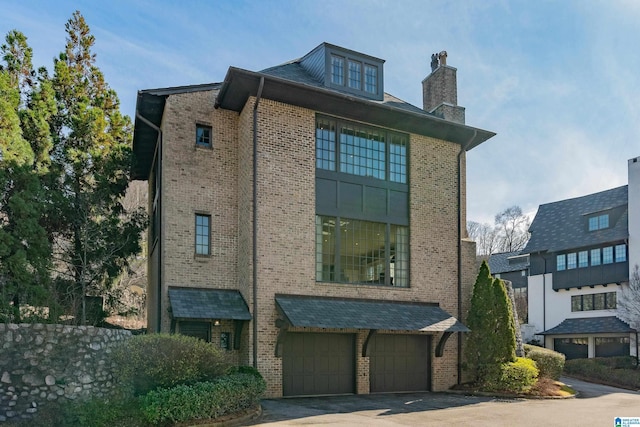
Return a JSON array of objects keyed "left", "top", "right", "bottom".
[
  {"left": 275, "top": 294, "right": 468, "bottom": 332},
  {"left": 260, "top": 62, "right": 431, "bottom": 117},
  {"left": 523, "top": 186, "right": 628, "bottom": 254},
  {"left": 487, "top": 251, "right": 529, "bottom": 274},
  {"left": 540, "top": 316, "right": 636, "bottom": 335},
  {"left": 168, "top": 287, "right": 251, "bottom": 320}
]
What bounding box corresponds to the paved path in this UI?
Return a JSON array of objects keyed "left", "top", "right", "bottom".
[{"left": 256, "top": 377, "right": 640, "bottom": 426}]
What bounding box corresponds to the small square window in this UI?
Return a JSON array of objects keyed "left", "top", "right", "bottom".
[{"left": 196, "top": 124, "right": 212, "bottom": 147}]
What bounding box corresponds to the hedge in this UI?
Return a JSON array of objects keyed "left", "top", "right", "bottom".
[
  {"left": 112, "top": 333, "right": 231, "bottom": 395},
  {"left": 524, "top": 344, "right": 565, "bottom": 379},
  {"left": 564, "top": 357, "right": 640, "bottom": 390},
  {"left": 141, "top": 372, "right": 266, "bottom": 425}
]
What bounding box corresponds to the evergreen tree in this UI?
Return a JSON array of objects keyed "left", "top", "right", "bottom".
[
  {"left": 0, "top": 32, "right": 53, "bottom": 321},
  {"left": 464, "top": 261, "right": 516, "bottom": 386},
  {"left": 46, "top": 11, "right": 146, "bottom": 324}
]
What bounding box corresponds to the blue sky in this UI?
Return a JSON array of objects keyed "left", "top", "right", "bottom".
[{"left": 2, "top": 0, "right": 639, "bottom": 225}]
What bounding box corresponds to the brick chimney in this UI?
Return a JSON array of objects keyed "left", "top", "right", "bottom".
[{"left": 422, "top": 51, "right": 465, "bottom": 124}]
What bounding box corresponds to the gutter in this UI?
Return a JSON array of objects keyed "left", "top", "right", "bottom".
[
  {"left": 457, "top": 129, "right": 476, "bottom": 384},
  {"left": 136, "top": 110, "right": 163, "bottom": 333},
  {"left": 252, "top": 77, "right": 265, "bottom": 369}
]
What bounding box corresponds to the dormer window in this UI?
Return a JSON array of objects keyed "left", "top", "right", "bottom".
[
  {"left": 588, "top": 214, "right": 609, "bottom": 231},
  {"left": 348, "top": 60, "right": 361, "bottom": 89},
  {"left": 299, "top": 43, "right": 384, "bottom": 101}
]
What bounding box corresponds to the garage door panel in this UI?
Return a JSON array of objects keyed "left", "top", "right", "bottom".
[
  {"left": 370, "top": 334, "right": 430, "bottom": 393},
  {"left": 283, "top": 333, "right": 355, "bottom": 396}
]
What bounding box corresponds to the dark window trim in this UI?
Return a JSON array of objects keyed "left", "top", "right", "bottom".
[
  {"left": 570, "top": 291, "right": 617, "bottom": 312},
  {"left": 316, "top": 114, "right": 409, "bottom": 186},
  {"left": 324, "top": 46, "right": 384, "bottom": 100},
  {"left": 315, "top": 214, "right": 410, "bottom": 288},
  {"left": 195, "top": 212, "right": 211, "bottom": 257},
  {"left": 196, "top": 123, "right": 213, "bottom": 148}
]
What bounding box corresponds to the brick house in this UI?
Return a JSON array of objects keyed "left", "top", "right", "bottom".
[{"left": 131, "top": 43, "right": 495, "bottom": 397}]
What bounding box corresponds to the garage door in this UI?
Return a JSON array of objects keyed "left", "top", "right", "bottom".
[
  {"left": 282, "top": 333, "right": 355, "bottom": 396},
  {"left": 370, "top": 334, "right": 431, "bottom": 393},
  {"left": 554, "top": 338, "right": 588, "bottom": 360},
  {"left": 595, "top": 337, "right": 630, "bottom": 357}
]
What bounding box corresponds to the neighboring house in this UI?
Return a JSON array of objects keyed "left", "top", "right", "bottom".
[
  {"left": 131, "top": 43, "right": 495, "bottom": 397},
  {"left": 487, "top": 251, "right": 530, "bottom": 322},
  {"left": 523, "top": 158, "right": 640, "bottom": 360}
]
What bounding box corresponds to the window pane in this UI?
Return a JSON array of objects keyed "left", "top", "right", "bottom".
[
  {"left": 316, "top": 118, "right": 336, "bottom": 171},
  {"left": 582, "top": 294, "right": 593, "bottom": 311},
  {"left": 348, "top": 60, "right": 361, "bottom": 89},
  {"left": 590, "top": 248, "right": 601, "bottom": 266},
  {"left": 578, "top": 251, "right": 588, "bottom": 268},
  {"left": 389, "top": 134, "right": 407, "bottom": 183},
  {"left": 364, "top": 65, "right": 377, "bottom": 93},
  {"left": 603, "top": 247, "right": 613, "bottom": 264},
  {"left": 567, "top": 253, "right": 577, "bottom": 269},
  {"left": 606, "top": 291, "right": 617, "bottom": 309},
  {"left": 340, "top": 219, "right": 386, "bottom": 284},
  {"left": 571, "top": 295, "right": 581, "bottom": 312},
  {"left": 557, "top": 254, "right": 566, "bottom": 271},
  {"left": 196, "top": 125, "right": 212, "bottom": 147},
  {"left": 316, "top": 216, "right": 336, "bottom": 281},
  {"left": 588, "top": 217, "right": 598, "bottom": 231},
  {"left": 615, "top": 244, "right": 626, "bottom": 262},
  {"left": 599, "top": 214, "right": 609, "bottom": 229},
  {"left": 195, "top": 214, "right": 210, "bottom": 255},
  {"left": 594, "top": 293, "right": 605, "bottom": 310},
  {"left": 391, "top": 225, "right": 409, "bottom": 288},
  {"left": 339, "top": 125, "right": 385, "bottom": 180},
  {"left": 331, "top": 55, "right": 344, "bottom": 85}
]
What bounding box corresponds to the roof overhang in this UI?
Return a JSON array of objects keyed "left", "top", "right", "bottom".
[
  {"left": 274, "top": 294, "right": 469, "bottom": 332},
  {"left": 168, "top": 287, "right": 251, "bottom": 321},
  {"left": 540, "top": 316, "right": 636, "bottom": 335},
  {"left": 215, "top": 67, "right": 494, "bottom": 151},
  {"left": 132, "top": 84, "right": 221, "bottom": 180}
]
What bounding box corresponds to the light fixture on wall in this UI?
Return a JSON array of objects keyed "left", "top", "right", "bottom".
[{"left": 213, "top": 319, "right": 220, "bottom": 326}]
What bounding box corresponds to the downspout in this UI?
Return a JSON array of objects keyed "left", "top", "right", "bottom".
[
  {"left": 457, "top": 129, "right": 476, "bottom": 384},
  {"left": 136, "top": 111, "right": 163, "bottom": 333},
  {"left": 252, "top": 77, "right": 265, "bottom": 369}
]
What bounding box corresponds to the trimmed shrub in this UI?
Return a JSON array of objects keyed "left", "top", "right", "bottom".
[
  {"left": 112, "top": 333, "right": 231, "bottom": 395},
  {"left": 524, "top": 344, "right": 565, "bottom": 379},
  {"left": 484, "top": 357, "right": 539, "bottom": 393},
  {"left": 140, "top": 372, "right": 266, "bottom": 425},
  {"left": 59, "top": 397, "right": 149, "bottom": 427}
]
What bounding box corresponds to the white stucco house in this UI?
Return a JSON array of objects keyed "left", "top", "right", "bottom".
[{"left": 522, "top": 157, "right": 640, "bottom": 360}]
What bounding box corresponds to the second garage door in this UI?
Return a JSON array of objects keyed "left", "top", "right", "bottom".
[
  {"left": 370, "top": 334, "right": 431, "bottom": 393},
  {"left": 282, "top": 332, "right": 355, "bottom": 396}
]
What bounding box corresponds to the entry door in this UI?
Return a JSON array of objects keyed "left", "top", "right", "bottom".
[
  {"left": 282, "top": 333, "right": 355, "bottom": 396},
  {"left": 370, "top": 334, "right": 431, "bottom": 392}
]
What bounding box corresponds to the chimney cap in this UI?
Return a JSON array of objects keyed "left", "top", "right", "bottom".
[{"left": 430, "top": 51, "right": 448, "bottom": 72}]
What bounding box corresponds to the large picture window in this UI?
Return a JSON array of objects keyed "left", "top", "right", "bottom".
[
  {"left": 316, "top": 116, "right": 408, "bottom": 184},
  {"left": 571, "top": 291, "right": 617, "bottom": 312},
  {"left": 316, "top": 216, "right": 408, "bottom": 287}
]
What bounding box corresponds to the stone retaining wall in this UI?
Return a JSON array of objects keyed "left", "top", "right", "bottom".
[{"left": 0, "top": 323, "right": 131, "bottom": 423}]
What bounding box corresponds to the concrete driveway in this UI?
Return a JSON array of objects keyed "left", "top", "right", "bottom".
[{"left": 256, "top": 377, "right": 640, "bottom": 426}]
